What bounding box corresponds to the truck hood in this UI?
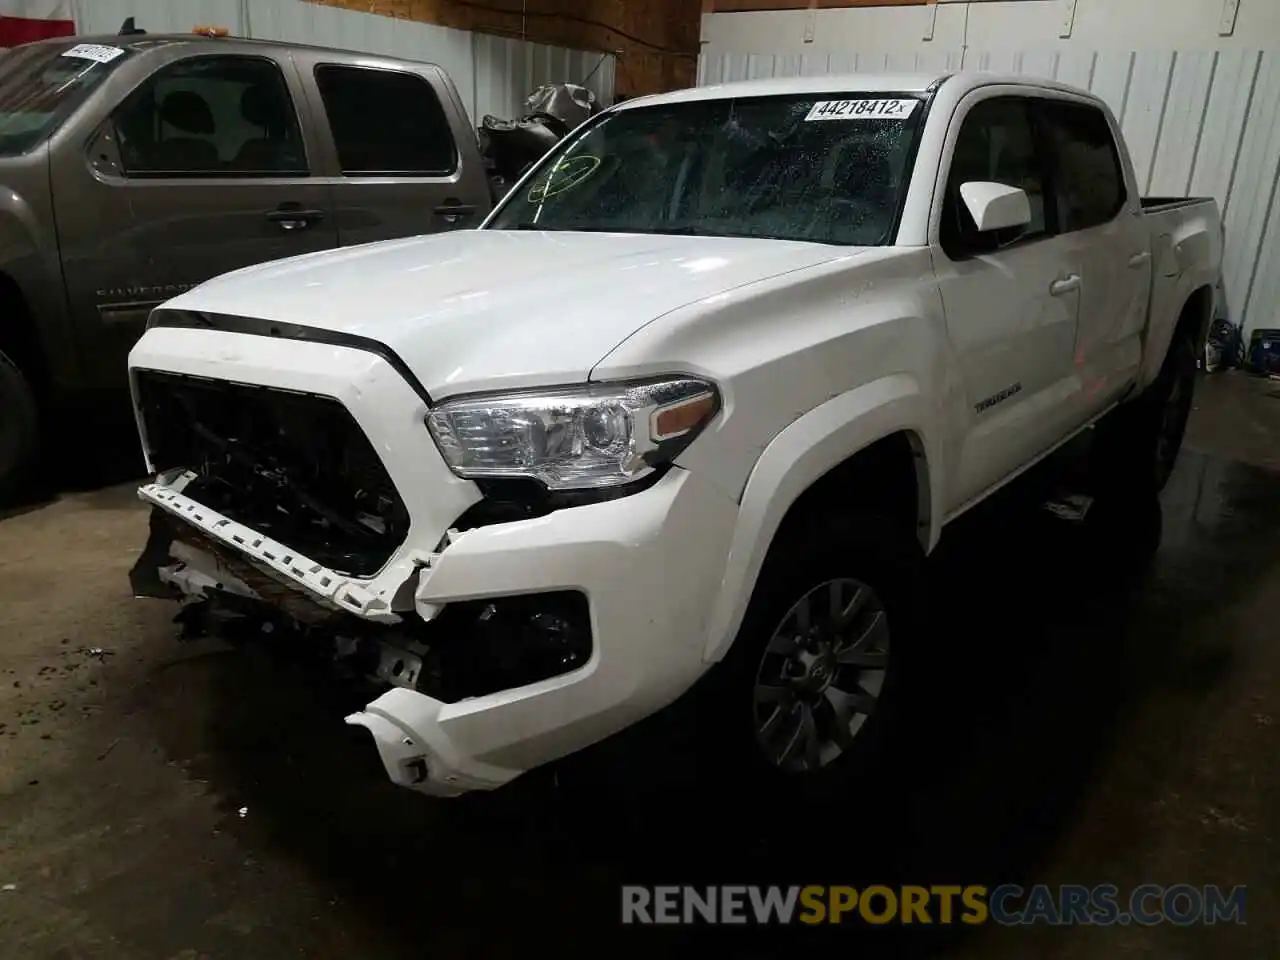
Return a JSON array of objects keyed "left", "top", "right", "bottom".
[{"left": 160, "top": 230, "right": 850, "bottom": 397}]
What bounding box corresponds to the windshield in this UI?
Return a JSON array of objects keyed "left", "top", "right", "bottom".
[
  {"left": 0, "top": 41, "right": 132, "bottom": 156},
  {"left": 487, "top": 93, "right": 926, "bottom": 246}
]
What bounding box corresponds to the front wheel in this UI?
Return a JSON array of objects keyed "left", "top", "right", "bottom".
[
  {"left": 1093, "top": 332, "right": 1198, "bottom": 497},
  {"left": 701, "top": 513, "right": 922, "bottom": 803}
]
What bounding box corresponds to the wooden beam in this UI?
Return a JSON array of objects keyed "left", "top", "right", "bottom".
[
  {"left": 308, "top": 0, "right": 701, "bottom": 99},
  {"left": 707, "top": 0, "right": 928, "bottom": 10}
]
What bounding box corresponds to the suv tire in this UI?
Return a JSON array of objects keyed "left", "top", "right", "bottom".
[
  {"left": 0, "top": 349, "right": 38, "bottom": 502},
  {"left": 702, "top": 511, "right": 923, "bottom": 805}
]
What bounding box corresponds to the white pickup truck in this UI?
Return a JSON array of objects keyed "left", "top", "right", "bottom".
[{"left": 127, "top": 71, "right": 1222, "bottom": 799}]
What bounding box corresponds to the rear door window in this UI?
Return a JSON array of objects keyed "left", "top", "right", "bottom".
[
  {"left": 313, "top": 65, "right": 457, "bottom": 176},
  {"left": 1038, "top": 100, "right": 1128, "bottom": 232}
]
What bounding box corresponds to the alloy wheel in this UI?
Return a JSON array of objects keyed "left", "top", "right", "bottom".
[{"left": 751, "top": 578, "right": 890, "bottom": 773}]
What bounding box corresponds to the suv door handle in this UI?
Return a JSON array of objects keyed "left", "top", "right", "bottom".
[
  {"left": 1050, "top": 274, "right": 1081, "bottom": 296},
  {"left": 1128, "top": 251, "right": 1152, "bottom": 268},
  {"left": 434, "top": 200, "right": 478, "bottom": 225},
  {"left": 265, "top": 205, "right": 325, "bottom": 231}
]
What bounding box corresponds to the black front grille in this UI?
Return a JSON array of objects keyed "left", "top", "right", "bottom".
[{"left": 135, "top": 370, "right": 409, "bottom": 578}]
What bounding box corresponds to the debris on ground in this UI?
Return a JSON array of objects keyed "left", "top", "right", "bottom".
[
  {"left": 2, "top": 884, "right": 16, "bottom": 892},
  {"left": 85, "top": 647, "right": 115, "bottom": 663},
  {"left": 238, "top": 807, "right": 248, "bottom": 819}
]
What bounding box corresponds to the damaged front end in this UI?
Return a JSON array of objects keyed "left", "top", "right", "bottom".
[{"left": 129, "top": 371, "right": 594, "bottom": 795}]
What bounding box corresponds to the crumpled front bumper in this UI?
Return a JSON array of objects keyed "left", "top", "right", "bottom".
[{"left": 132, "top": 465, "right": 739, "bottom": 797}]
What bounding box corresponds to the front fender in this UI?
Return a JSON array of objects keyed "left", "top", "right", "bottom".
[
  {"left": 701, "top": 374, "right": 940, "bottom": 664},
  {"left": 0, "top": 149, "right": 75, "bottom": 385}
]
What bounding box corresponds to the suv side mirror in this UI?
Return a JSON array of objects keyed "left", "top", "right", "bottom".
[{"left": 960, "top": 181, "right": 1031, "bottom": 233}]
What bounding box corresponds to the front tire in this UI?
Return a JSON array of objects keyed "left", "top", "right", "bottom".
[
  {"left": 703, "top": 512, "right": 922, "bottom": 803},
  {"left": 0, "top": 349, "right": 39, "bottom": 501}
]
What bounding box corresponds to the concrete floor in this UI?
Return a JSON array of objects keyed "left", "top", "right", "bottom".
[{"left": 0, "top": 371, "right": 1277, "bottom": 959}]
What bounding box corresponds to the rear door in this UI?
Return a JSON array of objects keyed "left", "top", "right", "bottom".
[
  {"left": 51, "top": 45, "right": 339, "bottom": 378},
  {"left": 294, "top": 54, "right": 488, "bottom": 244},
  {"left": 1036, "top": 97, "right": 1149, "bottom": 419},
  {"left": 930, "top": 93, "right": 1082, "bottom": 511}
]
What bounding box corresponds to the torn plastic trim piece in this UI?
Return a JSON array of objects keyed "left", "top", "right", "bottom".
[
  {"left": 345, "top": 687, "right": 522, "bottom": 796},
  {"left": 138, "top": 471, "right": 401, "bottom": 624}
]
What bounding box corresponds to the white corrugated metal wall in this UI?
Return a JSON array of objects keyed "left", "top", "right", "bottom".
[
  {"left": 701, "top": 0, "right": 1280, "bottom": 336},
  {"left": 69, "top": 0, "right": 615, "bottom": 124}
]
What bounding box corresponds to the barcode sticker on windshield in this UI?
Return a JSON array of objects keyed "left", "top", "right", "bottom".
[
  {"left": 805, "top": 99, "right": 917, "bottom": 122},
  {"left": 61, "top": 43, "right": 126, "bottom": 64}
]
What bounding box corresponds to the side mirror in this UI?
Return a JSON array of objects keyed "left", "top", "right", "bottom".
[{"left": 960, "top": 181, "right": 1032, "bottom": 233}]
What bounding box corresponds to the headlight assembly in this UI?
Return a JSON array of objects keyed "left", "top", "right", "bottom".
[{"left": 425, "top": 377, "right": 720, "bottom": 491}]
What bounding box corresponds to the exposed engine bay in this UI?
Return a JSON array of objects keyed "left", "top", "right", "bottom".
[{"left": 133, "top": 370, "right": 409, "bottom": 578}]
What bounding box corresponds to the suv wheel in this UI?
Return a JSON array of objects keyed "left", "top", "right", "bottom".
[
  {"left": 705, "top": 513, "right": 922, "bottom": 802},
  {"left": 750, "top": 576, "right": 890, "bottom": 773},
  {"left": 0, "top": 349, "right": 39, "bottom": 501}
]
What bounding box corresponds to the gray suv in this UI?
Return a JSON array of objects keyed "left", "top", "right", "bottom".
[{"left": 0, "top": 33, "right": 493, "bottom": 496}]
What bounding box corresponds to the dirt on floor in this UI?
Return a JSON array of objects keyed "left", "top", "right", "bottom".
[{"left": 0, "top": 371, "right": 1278, "bottom": 960}]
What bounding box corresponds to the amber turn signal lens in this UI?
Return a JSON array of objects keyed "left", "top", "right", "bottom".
[{"left": 651, "top": 393, "right": 716, "bottom": 441}]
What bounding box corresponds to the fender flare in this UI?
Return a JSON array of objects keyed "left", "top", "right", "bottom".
[
  {"left": 1140, "top": 223, "right": 1220, "bottom": 390},
  {"left": 701, "top": 373, "right": 940, "bottom": 664}
]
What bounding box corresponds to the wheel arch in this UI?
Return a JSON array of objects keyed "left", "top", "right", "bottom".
[
  {"left": 702, "top": 374, "right": 938, "bottom": 665},
  {"left": 0, "top": 269, "right": 47, "bottom": 391}
]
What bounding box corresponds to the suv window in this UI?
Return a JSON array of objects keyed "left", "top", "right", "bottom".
[
  {"left": 113, "top": 56, "right": 307, "bottom": 177},
  {"left": 0, "top": 41, "right": 133, "bottom": 157},
  {"left": 314, "top": 65, "right": 457, "bottom": 176},
  {"left": 1040, "top": 100, "right": 1127, "bottom": 232},
  {"left": 487, "top": 93, "right": 926, "bottom": 246},
  {"left": 941, "top": 97, "right": 1047, "bottom": 259}
]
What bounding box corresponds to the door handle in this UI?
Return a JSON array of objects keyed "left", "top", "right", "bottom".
[
  {"left": 1128, "top": 251, "right": 1152, "bottom": 268},
  {"left": 265, "top": 205, "right": 325, "bottom": 231},
  {"left": 434, "top": 200, "right": 478, "bottom": 225},
  {"left": 1050, "top": 274, "right": 1081, "bottom": 296}
]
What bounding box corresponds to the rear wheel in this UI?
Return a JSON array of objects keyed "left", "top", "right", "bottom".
[
  {"left": 0, "top": 349, "right": 39, "bottom": 501},
  {"left": 1093, "top": 331, "right": 1198, "bottom": 497},
  {"left": 703, "top": 512, "right": 921, "bottom": 804}
]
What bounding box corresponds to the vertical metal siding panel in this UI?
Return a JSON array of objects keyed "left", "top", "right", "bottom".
[
  {"left": 1089, "top": 52, "right": 1136, "bottom": 122},
  {"left": 884, "top": 52, "right": 916, "bottom": 72},
  {"left": 722, "top": 54, "right": 749, "bottom": 83},
  {"left": 1248, "top": 186, "right": 1280, "bottom": 331},
  {"left": 798, "top": 54, "right": 827, "bottom": 77},
  {"left": 746, "top": 54, "right": 776, "bottom": 80},
  {"left": 1148, "top": 52, "right": 1215, "bottom": 196},
  {"left": 1119, "top": 52, "right": 1175, "bottom": 192},
  {"left": 1054, "top": 51, "right": 1096, "bottom": 90},
  {"left": 974, "top": 51, "right": 1020, "bottom": 75},
  {"left": 1188, "top": 51, "right": 1258, "bottom": 209},
  {"left": 774, "top": 54, "right": 802, "bottom": 78},
  {"left": 1017, "top": 50, "right": 1058, "bottom": 80},
  {"left": 915, "top": 48, "right": 958, "bottom": 75},
  {"left": 1224, "top": 53, "right": 1280, "bottom": 328}
]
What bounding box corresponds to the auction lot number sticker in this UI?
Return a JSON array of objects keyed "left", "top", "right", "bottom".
[{"left": 805, "top": 99, "right": 918, "bottom": 121}]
